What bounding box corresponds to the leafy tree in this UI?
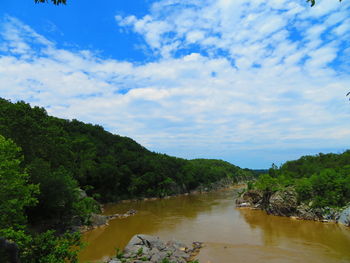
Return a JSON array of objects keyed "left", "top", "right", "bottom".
[
  {"left": 307, "top": 0, "right": 343, "bottom": 7},
  {"left": 253, "top": 151, "right": 350, "bottom": 208},
  {"left": 0, "top": 135, "right": 38, "bottom": 229},
  {"left": 35, "top": 0, "right": 66, "bottom": 5},
  {"left": 295, "top": 178, "right": 313, "bottom": 201},
  {"left": 254, "top": 174, "right": 279, "bottom": 192},
  {"left": 0, "top": 228, "right": 82, "bottom": 263}
]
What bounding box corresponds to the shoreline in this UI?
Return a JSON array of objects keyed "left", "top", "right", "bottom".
[{"left": 235, "top": 189, "right": 350, "bottom": 227}]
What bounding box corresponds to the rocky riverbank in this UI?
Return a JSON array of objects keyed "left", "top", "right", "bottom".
[
  {"left": 107, "top": 234, "right": 202, "bottom": 263},
  {"left": 78, "top": 209, "right": 138, "bottom": 232},
  {"left": 236, "top": 188, "right": 350, "bottom": 226}
]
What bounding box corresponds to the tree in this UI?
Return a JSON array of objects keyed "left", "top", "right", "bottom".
[
  {"left": 35, "top": 0, "right": 66, "bottom": 5},
  {"left": 0, "top": 135, "right": 38, "bottom": 229},
  {"left": 307, "top": 0, "right": 343, "bottom": 7}
]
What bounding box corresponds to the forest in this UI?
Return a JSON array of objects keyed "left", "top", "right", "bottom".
[
  {"left": 253, "top": 151, "right": 350, "bottom": 208},
  {"left": 0, "top": 98, "right": 253, "bottom": 262}
]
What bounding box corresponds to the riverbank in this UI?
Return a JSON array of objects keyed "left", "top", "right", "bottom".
[{"left": 236, "top": 188, "right": 350, "bottom": 226}]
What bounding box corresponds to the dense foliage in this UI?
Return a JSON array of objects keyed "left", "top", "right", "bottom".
[
  {"left": 253, "top": 152, "right": 350, "bottom": 208},
  {"left": 35, "top": 0, "right": 66, "bottom": 5},
  {"left": 0, "top": 135, "right": 82, "bottom": 262}
]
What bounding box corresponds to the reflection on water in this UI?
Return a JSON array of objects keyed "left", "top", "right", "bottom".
[{"left": 79, "top": 189, "right": 350, "bottom": 263}]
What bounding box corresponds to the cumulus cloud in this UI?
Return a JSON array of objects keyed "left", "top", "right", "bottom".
[{"left": 1, "top": 0, "right": 350, "bottom": 168}]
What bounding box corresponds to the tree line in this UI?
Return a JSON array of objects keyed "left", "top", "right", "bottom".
[{"left": 253, "top": 151, "right": 350, "bottom": 208}]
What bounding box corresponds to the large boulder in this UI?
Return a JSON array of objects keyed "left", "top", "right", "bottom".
[
  {"left": 90, "top": 214, "right": 108, "bottom": 227},
  {"left": 109, "top": 234, "right": 201, "bottom": 263},
  {"left": 267, "top": 188, "right": 298, "bottom": 216},
  {"left": 296, "top": 204, "right": 318, "bottom": 220},
  {"left": 236, "top": 190, "right": 263, "bottom": 207},
  {"left": 338, "top": 206, "right": 350, "bottom": 226},
  {"left": 0, "top": 238, "right": 20, "bottom": 263},
  {"left": 243, "top": 190, "right": 264, "bottom": 204}
]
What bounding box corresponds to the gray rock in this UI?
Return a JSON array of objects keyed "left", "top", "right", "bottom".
[
  {"left": 267, "top": 188, "right": 298, "bottom": 216},
  {"left": 89, "top": 213, "right": 108, "bottom": 227},
  {"left": 242, "top": 190, "right": 264, "bottom": 204},
  {"left": 150, "top": 253, "right": 165, "bottom": 262},
  {"left": 339, "top": 206, "right": 350, "bottom": 226},
  {"left": 296, "top": 204, "right": 317, "bottom": 220},
  {"left": 172, "top": 250, "right": 190, "bottom": 260}
]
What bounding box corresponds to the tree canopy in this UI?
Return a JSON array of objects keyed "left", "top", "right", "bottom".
[
  {"left": 252, "top": 151, "right": 350, "bottom": 208},
  {"left": 35, "top": 0, "right": 66, "bottom": 5},
  {"left": 307, "top": 0, "right": 343, "bottom": 6},
  {"left": 0, "top": 135, "right": 38, "bottom": 229},
  {"left": 34, "top": 0, "right": 343, "bottom": 7}
]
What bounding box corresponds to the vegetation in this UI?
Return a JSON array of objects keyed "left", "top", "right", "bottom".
[
  {"left": 34, "top": 0, "right": 343, "bottom": 7},
  {"left": 35, "top": 0, "right": 66, "bottom": 5},
  {"left": 0, "top": 98, "right": 253, "bottom": 261},
  {"left": 0, "top": 135, "right": 83, "bottom": 262},
  {"left": 307, "top": 0, "right": 343, "bottom": 7},
  {"left": 252, "top": 151, "right": 350, "bottom": 208}
]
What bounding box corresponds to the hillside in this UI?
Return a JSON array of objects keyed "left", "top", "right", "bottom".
[
  {"left": 0, "top": 98, "right": 253, "bottom": 228},
  {"left": 251, "top": 153, "right": 350, "bottom": 208}
]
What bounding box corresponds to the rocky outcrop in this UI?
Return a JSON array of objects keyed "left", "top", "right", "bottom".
[
  {"left": 192, "top": 177, "right": 237, "bottom": 194},
  {"left": 107, "top": 234, "right": 202, "bottom": 263},
  {"left": 266, "top": 188, "right": 298, "bottom": 216},
  {"left": 236, "top": 189, "right": 346, "bottom": 224},
  {"left": 235, "top": 190, "right": 263, "bottom": 208},
  {"left": 81, "top": 209, "right": 138, "bottom": 231},
  {"left": 338, "top": 206, "right": 350, "bottom": 226}
]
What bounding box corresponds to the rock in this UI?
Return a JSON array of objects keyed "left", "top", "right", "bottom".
[
  {"left": 90, "top": 213, "right": 108, "bottom": 227},
  {"left": 296, "top": 204, "right": 317, "bottom": 220},
  {"left": 0, "top": 237, "right": 20, "bottom": 263},
  {"left": 321, "top": 206, "right": 340, "bottom": 221},
  {"left": 77, "top": 188, "right": 88, "bottom": 199},
  {"left": 242, "top": 190, "right": 264, "bottom": 204},
  {"left": 235, "top": 190, "right": 264, "bottom": 208},
  {"left": 112, "top": 234, "right": 200, "bottom": 263},
  {"left": 267, "top": 188, "right": 298, "bottom": 216},
  {"left": 127, "top": 209, "right": 137, "bottom": 215},
  {"left": 236, "top": 201, "right": 251, "bottom": 207},
  {"left": 150, "top": 252, "right": 165, "bottom": 262},
  {"left": 339, "top": 206, "right": 350, "bottom": 226}
]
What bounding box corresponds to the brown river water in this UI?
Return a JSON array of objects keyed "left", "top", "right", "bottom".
[{"left": 79, "top": 187, "right": 350, "bottom": 263}]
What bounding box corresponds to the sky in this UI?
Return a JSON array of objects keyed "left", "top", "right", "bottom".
[{"left": 0, "top": 0, "right": 350, "bottom": 169}]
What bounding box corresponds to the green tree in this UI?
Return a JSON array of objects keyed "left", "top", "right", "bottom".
[
  {"left": 0, "top": 135, "right": 38, "bottom": 229},
  {"left": 307, "top": 0, "right": 343, "bottom": 7},
  {"left": 0, "top": 228, "right": 82, "bottom": 263},
  {"left": 255, "top": 174, "right": 279, "bottom": 192},
  {"left": 35, "top": 0, "right": 66, "bottom": 5}
]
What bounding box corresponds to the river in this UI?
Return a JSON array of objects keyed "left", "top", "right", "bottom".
[{"left": 79, "top": 187, "right": 350, "bottom": 263}]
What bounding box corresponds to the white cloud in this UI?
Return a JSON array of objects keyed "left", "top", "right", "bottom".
[{"left": 1, "top": 0, "right": 350, "bottom": 168}]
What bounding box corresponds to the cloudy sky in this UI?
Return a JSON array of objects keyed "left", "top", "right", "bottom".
[{"left": 1, "top": 0, "right": 350, "bottom": 168}]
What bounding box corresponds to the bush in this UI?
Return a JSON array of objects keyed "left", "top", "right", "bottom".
[{"left": 0, "top": 228, "right": 82, "bottom": 263}]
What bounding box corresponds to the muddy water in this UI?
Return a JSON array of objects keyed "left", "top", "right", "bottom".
[{"left": 79, "top": 188, "right": 350, "bottom": 263}]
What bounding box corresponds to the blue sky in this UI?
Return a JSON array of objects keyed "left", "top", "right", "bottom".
[{"left": 0, "top": 0, "right": 350, "bottom": 168}]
